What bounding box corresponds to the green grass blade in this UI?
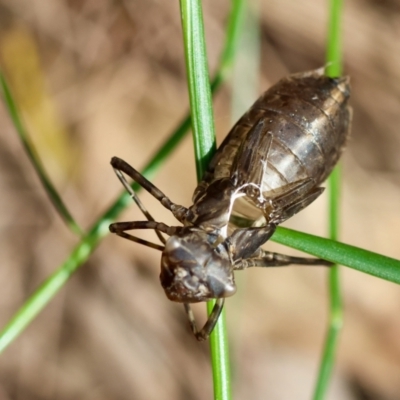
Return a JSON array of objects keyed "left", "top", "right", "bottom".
[
  {"left": 179, "top": 0, "right": 244, "bottom": 398},
  {"left": 328, "top": 166, "right": 341, "bottom": 242},
  {"left": 271, "top": 227, "right": 400, "bottom": 284},
  {"left": 0, "top": 113, "right": 190, "bottom": 355},
  {"left": 208, "top": 316, "right": 231, "bottom": 400},
  {"left": 0, "top": 71, "right": 84, "bottom": 237},
  {"left": 325, "top": 0, "right": 343, "bottom": 78},
  {"left": 313, "top": 0, "right": 345, "bottom": 397},
  {"left": 0, "top": 0, "right": 244, "bottom": 357},
  {"left": 313, "top": 177, "right": 343, "bottom": 400},
  {"left": 209, "top": 2, "right": 245, "bottom": 398},
  {"left": 179, "top": 0, "right": 216, "bottom": 180},
  {"left": 211, "top": 0, "right": 245, "bottom": 93},
  {"left": 231, "top": 1, "right": 260, "bottom": 122}
]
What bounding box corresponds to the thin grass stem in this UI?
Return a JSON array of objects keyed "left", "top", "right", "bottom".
[
  {"left": 0, "top": 71, "right": 84, "bottom": 237},
  {"left": 312, "top": 0, "right": 345, "bottom": 397},
  {"left": 0, "top": 0, "right": 245, "bottom": 357},
  {"left": 179, "top": 0, "right": 245, "bottom": 398}
]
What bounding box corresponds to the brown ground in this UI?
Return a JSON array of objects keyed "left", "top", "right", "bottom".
[{"left": 0, "top": 1, "right": 400, "bottom": 399}]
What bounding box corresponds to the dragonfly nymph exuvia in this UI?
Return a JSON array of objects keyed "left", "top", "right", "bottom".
[{"left": 109, "top": 69, "right": 351, "bottom": 341}]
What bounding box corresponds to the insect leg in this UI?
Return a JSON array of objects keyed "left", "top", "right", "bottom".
[
  {"left": 109, "top": 221, "right": 183, "bottom": 250},
  {"left": 111, "top": 157, "right": 188, "bottom": 222},
  {"left": 270, "top": 178, "right": 317, "bottom": 209},
  {"left": 271, "top": 186, "right": 324, "bottom": 224},
  {"left": 265, "top": 177, "right": 324, "bottom": 225},
  {"left": 109, "top": 225, "right": 164, "bottom": 251},
  {"left": 113, "top": 166, "right": 166, "bottom": 244},
  {"left": 183, "top": 299, "right": 225, "bottom": 341},
  {"left": 235, "top": 250, "right": 332, "bottom": 270},
  {"left": 226, "top": 224, "right": 277, "bottom": 261}
]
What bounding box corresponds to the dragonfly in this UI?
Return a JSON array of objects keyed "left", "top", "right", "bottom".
[{"left": 109, "top": 68, "right": 351, "bottom": 341}]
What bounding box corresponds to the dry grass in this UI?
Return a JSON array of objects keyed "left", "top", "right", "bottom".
[{"left": 1, "top": 0, "right": 400, "bottom": 399}]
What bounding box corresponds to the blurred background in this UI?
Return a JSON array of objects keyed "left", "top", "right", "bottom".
[{"left": 1, "top": 0, "right": 400, "bottom": 399}]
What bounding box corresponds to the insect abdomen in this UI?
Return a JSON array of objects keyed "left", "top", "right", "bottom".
[
  {"left": 202, "top": 69, "right": 351, "bottom": 198},
  {"left": 254, "top": 70, "right": 350, "bottom": 193}
]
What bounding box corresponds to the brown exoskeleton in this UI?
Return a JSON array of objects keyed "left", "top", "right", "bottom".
[{"left": 109, "top": 69, "right": 351, "bottom": 341}]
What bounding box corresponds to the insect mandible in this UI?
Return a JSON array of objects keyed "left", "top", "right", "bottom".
[{"left": 109, "top": 68, "right": 351, "bottom": 341}]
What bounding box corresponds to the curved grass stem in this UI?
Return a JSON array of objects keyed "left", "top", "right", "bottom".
[
  {"left": 314, "top": 0, "right": 345, "bottom": 396},
  {"left": 0, "top": 0, "right": 245, "bottom": 358},
  {"left": 0, "top": 71, "right": 84, "bottom": 237}
]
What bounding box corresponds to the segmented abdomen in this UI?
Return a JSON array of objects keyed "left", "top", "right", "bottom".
[{"left": 200, "top": 69, "right": 351, "bottom": 201}]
